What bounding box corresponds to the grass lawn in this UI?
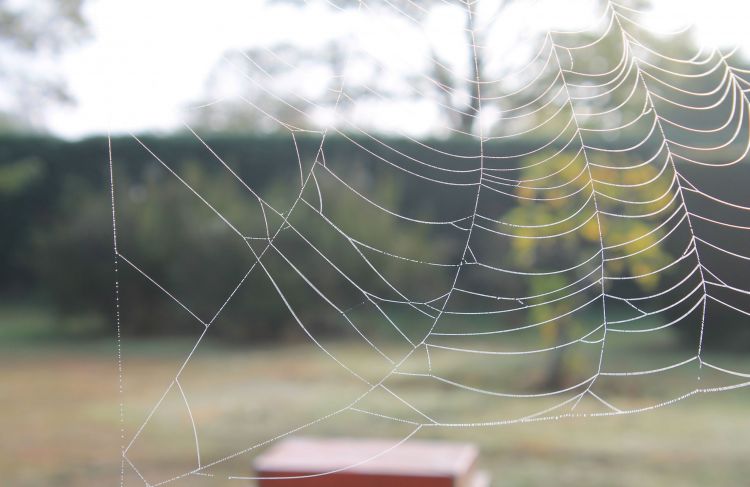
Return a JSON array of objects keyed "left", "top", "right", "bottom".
[{"left": 2, "top": 306, "right": 749, "bottom": 486}]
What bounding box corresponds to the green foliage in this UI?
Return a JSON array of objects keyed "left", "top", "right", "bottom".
[
  {"left": 0, "top": 134, "right": 745, "bottom": 347},
  {"left": 497, "top": 151, "right": 674, "bottom": 386},
  {"left": 30, "top": 144, "right": 456, "bottom": 340},
  {"left": 0, "top": 157, "right": 43, "bottom": 196},
  {"left": 0, "top": 0, "right": 90, "bottom": 130},
  {"left": 504, "top": 152, "right": 673, "bottom": 286}
]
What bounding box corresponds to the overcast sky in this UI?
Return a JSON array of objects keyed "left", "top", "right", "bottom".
[{"left": 44, "top": 0, "right": 750, "bottom": 139}]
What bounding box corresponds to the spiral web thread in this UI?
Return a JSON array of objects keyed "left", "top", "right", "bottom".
[{"left": 110, "top": 1, "right": 750, "bottom": 484}]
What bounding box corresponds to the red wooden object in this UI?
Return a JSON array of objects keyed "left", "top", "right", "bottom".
[{"left": 253, "top": 437, "right": 485, "bottom": 487}]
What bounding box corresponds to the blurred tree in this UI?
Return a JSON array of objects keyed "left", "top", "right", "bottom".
[
  {"left": 189, "top": 0, "right": 674, "bottom": 137},
  {"left": 190, "top": 0, "right": 521, "bottom": 135},
  {"left": 190, "top": 0, "right": 750, "bottom": 143},
  {"left": 497, "top": 150, "right": 673, "bottom": 388},
  {"left": 0, "top": 0, "right": 89, "bottom": 131},
  {"left": 190, "top": 41, "right": 384, "bottom": 134},
  {"left": 346, "top": 0, "right": 517, "bottom": 134}
]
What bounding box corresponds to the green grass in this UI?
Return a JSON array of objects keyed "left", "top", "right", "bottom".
[
  {"left": 0, "top": 301, "right": 61, "bottom": 342},
  {"left": 2, "top": 306, "right": 749, "bottom": 486}
]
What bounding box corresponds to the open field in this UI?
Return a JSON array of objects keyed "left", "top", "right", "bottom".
[{"left": 2, "top": 308, "right": 750, "bottom": 487}]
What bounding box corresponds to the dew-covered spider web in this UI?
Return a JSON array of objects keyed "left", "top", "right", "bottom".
[{"left": 110, "top": 1, "right": 750, "bottom": 485}]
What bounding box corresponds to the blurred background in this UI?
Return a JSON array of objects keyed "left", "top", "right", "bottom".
[{"left": 2, "top": 0, "right": 750, "bottom": 485}]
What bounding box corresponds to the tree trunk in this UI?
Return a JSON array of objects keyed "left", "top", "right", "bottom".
[
  {"left": 459, "top": 1, "right": 482, "bottom": 134},
  {"left": 543, "top": 321, "right": 570, "bottom": 390}
]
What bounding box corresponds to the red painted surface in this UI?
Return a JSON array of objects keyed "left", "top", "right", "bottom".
[
  {"left": 254, "top": 438, "right": 479, "bottom": 487},
  {"left": 257, "top": 471, "right": 455, "bottom": 487}
]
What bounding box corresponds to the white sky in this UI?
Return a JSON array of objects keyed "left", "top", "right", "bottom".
[{"left": 44, "top": 0, "right": 750, "bottom": 139}]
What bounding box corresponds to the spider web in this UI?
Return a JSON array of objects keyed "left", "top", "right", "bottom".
[{"left": 110, "top": 1, "right": 750, "bottom": 485}]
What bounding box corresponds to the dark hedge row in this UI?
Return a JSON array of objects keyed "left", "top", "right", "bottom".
[{"left": 1, "top": 134, "right": 747, "bottom": 348}]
